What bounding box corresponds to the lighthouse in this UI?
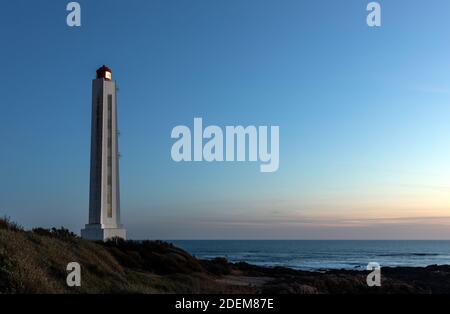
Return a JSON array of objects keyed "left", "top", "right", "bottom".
[{"left": 81, "top": 65, "right": 126, "bottom": 241}]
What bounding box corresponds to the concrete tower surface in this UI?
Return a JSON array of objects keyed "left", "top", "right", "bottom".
[{"left": 81, "top": 65, "right": 126, "bottom": 241}]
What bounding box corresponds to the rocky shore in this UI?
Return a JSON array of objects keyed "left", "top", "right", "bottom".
[{"left": 1, "top": 218, "right": 449, "bottom": 294}]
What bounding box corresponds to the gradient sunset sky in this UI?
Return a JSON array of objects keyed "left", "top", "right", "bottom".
[{"left": 1, "top": 0, "right": 450, "bottom": 239}]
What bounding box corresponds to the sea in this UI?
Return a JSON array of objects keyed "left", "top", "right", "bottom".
[{"left": 169, "top": 240, "right": 450, "bottom": 271}]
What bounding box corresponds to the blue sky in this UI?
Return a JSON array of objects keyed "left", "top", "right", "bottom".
[{"left": 1, "top": 0, "right": 450, "bottom": 239}]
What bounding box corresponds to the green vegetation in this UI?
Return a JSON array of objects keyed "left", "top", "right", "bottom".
[
  {"left": 0, "top": 217, "right": 250, "bottom": 294},
  {"left": 2, "top": 217, "right": 450, "bottom": 294}
]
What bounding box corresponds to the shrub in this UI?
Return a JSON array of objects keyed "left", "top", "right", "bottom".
[
  {"left": 31, "top": 227, "right": 53, "bottom": 237},
  {"left": 200, "top": 257, "right": 232, "bottom": 276},
  {"left": 31, "top": 227, "right": 78, "bottom": 241},
  {"left": 102, "top": 240, "right": 204, "bottom": 274},
  {"left": 0, "top": 216, "right": 23, "bottom": 232}
]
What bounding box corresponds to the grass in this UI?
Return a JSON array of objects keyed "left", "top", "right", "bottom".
[{"left": 0, "top": 217, "right": 251, "bottom": 294}]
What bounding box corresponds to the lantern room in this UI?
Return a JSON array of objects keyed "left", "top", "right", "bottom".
[{"left": 96, "top": 65, "right": 112, "bottom": 81}]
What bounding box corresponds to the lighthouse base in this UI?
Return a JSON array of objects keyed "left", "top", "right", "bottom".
[{"left": 81, "top": 224, "right": 126, "bottom": 241}]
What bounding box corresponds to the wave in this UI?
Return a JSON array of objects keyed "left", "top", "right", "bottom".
[{"left": 377, "top": 253, "right": 440, "bottom": 257}]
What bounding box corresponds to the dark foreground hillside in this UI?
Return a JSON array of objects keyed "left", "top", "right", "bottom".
[{"left": 1, "top": 218, "right": 450, "bottom": 294}]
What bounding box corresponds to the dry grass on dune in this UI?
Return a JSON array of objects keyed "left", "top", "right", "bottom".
[
  {"left": 0, "top": 217, "right": 252, "bottom": 294},
  {"left": 1, "top": 227, "right": 133, "bottom": 293}
]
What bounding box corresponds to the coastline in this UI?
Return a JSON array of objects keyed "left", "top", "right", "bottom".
[
  {"left": 170, "top": 239, "right": 450, "bottom": 271},
  {"left": 1, "top": 222, "right": 450, "bottom": 294}
]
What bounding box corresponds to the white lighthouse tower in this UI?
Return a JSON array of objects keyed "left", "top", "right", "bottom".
[{"left": 81, "top": 65, "right": 126, "bottom": 241}]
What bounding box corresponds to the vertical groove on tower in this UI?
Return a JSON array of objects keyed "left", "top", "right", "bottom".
[{"left": 107, "top": 94, "right": 113, "bottom": 218}]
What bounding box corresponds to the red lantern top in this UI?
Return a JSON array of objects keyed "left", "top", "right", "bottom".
[{"left": 96, "top": 65, "right": 112, "bottom": 80}]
